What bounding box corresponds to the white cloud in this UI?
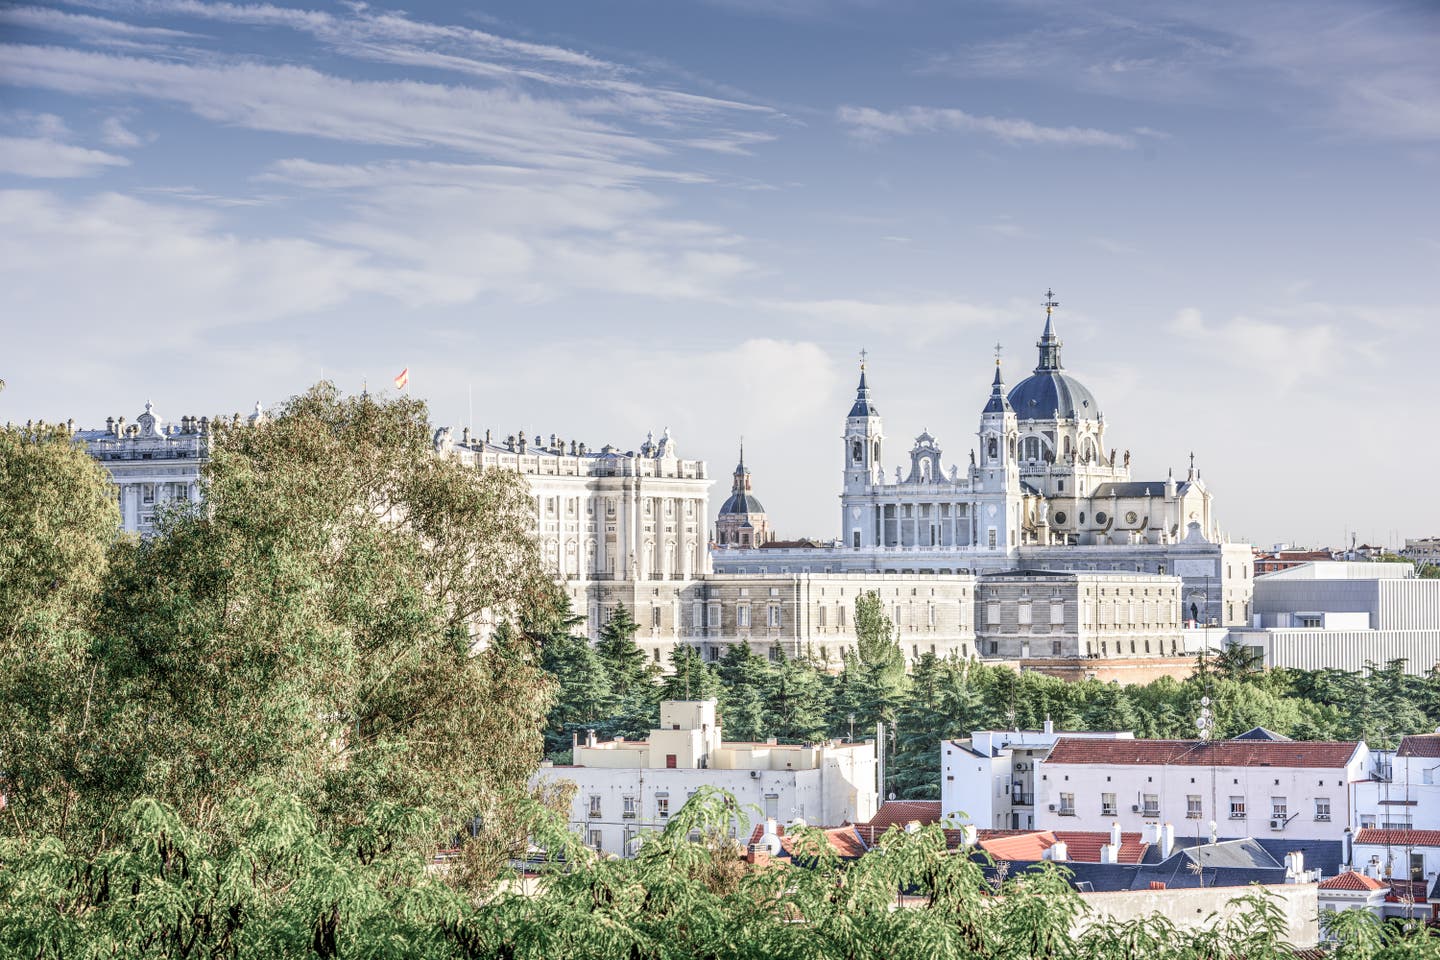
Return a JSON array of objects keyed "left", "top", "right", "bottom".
[
  {"left": 0, "top": 5, "right": 203, "bottom": 50},
  {"left": 99, "top": 115, "right": 143, "bottom": 147},
  {"left": 262, "top": 158, "right": 754, "bottom": 302},
  {"left": 0, "top": 43, "right": 770, "bottom": 183},
  {"left": 921, "top": 0, "right": 1440, "bottom": 142},
  {"left": 836, "top": 104, "right": 1140, "bottom": 148},
  {"left": 0, "top": 137, "right": 130, "bottom": 177},
  {"left": 0, "top": 190, "right": 421, "bottom": 343},
  {"left": 1168, "top": 306, "right": 1346, "bottom": 390}
]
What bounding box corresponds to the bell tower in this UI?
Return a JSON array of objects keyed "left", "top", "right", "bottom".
[
  {"left": 841, "top": 352, "right": 883, "bottom": 548},
  {"left": 973, "top": 347, "right": 1021, "bottom": 554}
]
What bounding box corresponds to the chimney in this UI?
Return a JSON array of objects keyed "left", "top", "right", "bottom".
[
  {"left": 1044, "top": 717, "right": 1054, "bottom": 735},
  {"left": 1344, "top": 827, "right": 1354, "bottom": 867},
  {"left": 1148, "top": 880, "right": 1166, "bottom": 890},
  {"left": 1049, "top": 840, "right": 1068, "bottom": 862},
  {"left": 960, "top": 824, "right": 978, "bottom": 847},
  {"left": 1208, "top": 820, "right": 1219, "bottom": 845},
  {"left": 585, "top": 729, "right": 597, "bottom": 748},
  {"left": 745, "top": 844, "right": 771, "bottom": 868},
  {"left": 1110, "top": 821, "right": 1122, "bottom": 849},
  {"left": 1161, "top": 823, "right": 1174, "bottom": 860},
  {"left": 1100, "top": 843, "right": 1118, "bottom": 864}
]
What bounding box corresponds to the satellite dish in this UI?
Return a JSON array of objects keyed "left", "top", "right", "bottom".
[{"left": 1201, "top": 696, "right": 1211, "bottom": 707}]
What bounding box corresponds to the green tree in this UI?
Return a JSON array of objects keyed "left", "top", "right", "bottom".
[
  {"left": 839, "top": 590, "right": 909, "bottom": 730},
  {"left": 767, "top": 648, "right": 832, "bottom": 743},
  {"left": 714, "top": 643, "right": 774, "bottom": 742},
  {"left": 659, "top": 644, "right": 722, "bottom": 703},
  {"left": 0, "top": 424, "right": 121, "bottom": 843},
  {"left": 2, "top": 386, "right": 557, "bottom": 887}
]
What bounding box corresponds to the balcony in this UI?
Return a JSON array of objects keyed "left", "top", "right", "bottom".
[
  {"left": 1012, "top": 792, "right": 1034, "bottom": 806},
  {"left": 1058, "top": 806, "right": 1076, "bottom": 817}
]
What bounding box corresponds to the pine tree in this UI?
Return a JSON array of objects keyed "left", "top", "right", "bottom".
[
  {"left": 659, "top": 644, "right": 721, "bottom": 702},
  {"left": 715, "top": 643, "right": 773, "bottom": 742}
]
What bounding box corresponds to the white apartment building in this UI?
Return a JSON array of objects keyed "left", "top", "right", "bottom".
[
  {"left": 1034, "top": 737, "right": 1371, "bottom": 843},
  {"left": 941, "top": 723, "right": 1135, "bottom": 830},
  {"left": 1353, "top": 733, "right": 1440, "bottom": 832},
  {"left": 532, "top": 699, "right": 878, "bottom": 857}
]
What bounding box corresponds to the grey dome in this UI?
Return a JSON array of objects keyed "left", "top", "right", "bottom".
[
  {"left": 1007, "top": 370, "right": 1099, "bottom": 421},
  {"left": 719, "top": 492, "right": 765, "bottom": 515},
  {"left": 1006, "top": 305, "right": 1100, "bottom": 421}
]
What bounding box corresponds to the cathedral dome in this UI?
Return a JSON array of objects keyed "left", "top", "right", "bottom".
[
  {"left": 719, "top": 491, "right": 765, "bottom": 515},
  {"left": 1007, "top": 370, "right": 1099, "bottom": 421},
  {"left": 1006, "top": 296, "right": 1100, "bottom": 421}
]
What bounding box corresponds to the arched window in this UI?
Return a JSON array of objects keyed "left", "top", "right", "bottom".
[
  {"left": 873, "top": 440, "right": 881, "bottom": 462},
  {"left": 987, "top": 437, "right": 997, "bottom": 459},
  {"left": 852, "top": 440, "right": 862, "bottom": 462}
]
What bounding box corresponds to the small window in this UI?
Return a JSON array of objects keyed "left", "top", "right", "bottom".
[
  {"left": 1229, "top": 797, "right": 1246, "bottom": 820},
  {"left": 1142, "top": 794, "right": 1159, "bottom": 817},
  {"left": 588, "top": 795, "right": 602, "bottom": 818},
  {"left": 665, "top": 754, "right": 677, "bottom": 769},
  {"left": 1187, "top": 796, "right": 1202, "bottom": 819},
  {"left": 1101, "top": 793, "right": 1116, "bottom": 817},
  {"left": 1315, "top": 798, "right": 1331, "bottom": 821},
  {"left": 1059, "top": 793, "right": 1075, "bottom": 815},
  {"left": 657, "top": 796, "right": 670, "bottom": 819}
]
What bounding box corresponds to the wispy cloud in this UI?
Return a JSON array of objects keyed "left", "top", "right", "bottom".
[
  {"left": 0, "top": 5, "right": 204, "bottom": 50},
  {"left": 836, "top": 104, "right": 1143, "bottom": 148},
  {"left": 920, "top": 0, "right": 1440, "bottom": 142},
  {"left": 99, "top": 115, "right": 144, "bottom": 147},
  {"left": 0, "top": 137, "right": 131, "bottom": 177}
]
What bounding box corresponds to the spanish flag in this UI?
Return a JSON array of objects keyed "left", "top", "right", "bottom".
[{"left": 393, "top": 367, "right": 409, "bottom": 390}]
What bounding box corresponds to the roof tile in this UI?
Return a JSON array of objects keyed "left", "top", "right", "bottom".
[
  {"left": 1319, "top": 871, "right": 1388, "bottom": 891},
  {"left": 1044, "top": 737, "right": 1359, "bottom": 769},
  {"left": 1355, "top": 829, "right": 1440, "bottom": 847}
]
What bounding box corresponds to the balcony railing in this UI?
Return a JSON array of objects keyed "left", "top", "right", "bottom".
[{"left": 1012, "top": 793, "right": 1034, "bottom": 806}]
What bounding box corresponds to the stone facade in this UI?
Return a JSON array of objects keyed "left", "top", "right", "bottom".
[
  {"left": 73, "top": 401, "right": 229, "bottom": 535},
  {"left": 433, "top": 425, "right": 712, "bottom": 582},
  {"left": 713, "top": 297, "right": 1254, "bottom": 629},
  {"left": 973, "top": 570, "right": 1185, "bottom": 660}
]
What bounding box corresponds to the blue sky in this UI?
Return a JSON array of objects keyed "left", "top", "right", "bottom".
[{"left": 2, "top": 0, "right": 1436, "bottom": 548}]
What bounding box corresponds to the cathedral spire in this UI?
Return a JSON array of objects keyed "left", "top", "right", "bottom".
[
  {"left": 848, "top": 351, "right": 879, "bottom": 417},
  {"left": 1036, "top": 288, "right": 1063, "bottom": 372},
  {"left": 983, "top": 345, "right": 1013, "bottom": 414}
]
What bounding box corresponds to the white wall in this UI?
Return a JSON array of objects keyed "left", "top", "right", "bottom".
[{"left": 1035, "top": 750, "right": 1367, "bottom": 841}]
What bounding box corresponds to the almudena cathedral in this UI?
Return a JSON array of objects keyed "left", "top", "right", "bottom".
[{"left": 68, "top": 298, "right": 1253, "bottom": 679}]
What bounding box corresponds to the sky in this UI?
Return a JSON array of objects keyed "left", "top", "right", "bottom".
[{"left": 1, "top": 0, "right": 1437, "bottom": 549}]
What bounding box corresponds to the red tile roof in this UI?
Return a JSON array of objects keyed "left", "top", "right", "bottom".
[
  {"left": 858, "top": 800, "right": 942, "bottom": 832},
  {"left": 1043, "top": 737, "right": 1360, "bottom": 768},
  {"left": 1355, "top": 829, "right": 1440, "bottom": 847},
  {"left": 1319, "top": 871, "right": 1388, "bottom": 891},
  {"left": 744, "top": 823, "right": 868, "bottom": 859},
  {"left": 976, "top": 830, "right": 1147, "bottom": 865},
  {"left": 1398, "top": 734, "right": 1440, "bottom": 759}
]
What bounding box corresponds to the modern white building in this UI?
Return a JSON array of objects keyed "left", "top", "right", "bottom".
[
  {"left": 1231, "top": 561, "right": 1440, "bottom": 675},
  {"left": 1034, "top": 736, "right": 1372, "bottom": 843},
  {"left": 533, "top": 699, "right": 878, "bottom": 857},
  {"left": 712, "top": 297, "right": 1256, "bottom": 630},
  {"left": 941, "top": 723, "right": 1135, "bottom": 830}
]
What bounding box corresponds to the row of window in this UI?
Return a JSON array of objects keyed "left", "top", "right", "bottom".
[
  {"left": 587, "top": 791, "right": 783, "bottom": 824},
  {"left": 1055, "top": 792, "right": 1330, "bottom": 822}
]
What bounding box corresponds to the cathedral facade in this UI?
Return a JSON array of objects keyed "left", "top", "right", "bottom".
[{"left": 712, "top": 298, "right": 1254, "bottom": 628}]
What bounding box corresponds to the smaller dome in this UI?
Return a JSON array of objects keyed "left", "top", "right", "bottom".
[{"left": 719, "top": 492, "right": 765, "bottom": 515}]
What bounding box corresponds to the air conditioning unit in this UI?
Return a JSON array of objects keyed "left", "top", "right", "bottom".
[
  {"left": 1047, "top": 804, "right": 1056, "bottom": 812},
  {"left": 1131, "top": 804, "right": 1141, "bottom": 813},
  {"left": 1270, "top": 819, "right": 1285, "bottom": 830},
  {"left": 749, "top": 771, "right": 761, "bottom": 779},
  {"left": 1016, "top": 762, "right": 1029, "bottom": 771}
]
